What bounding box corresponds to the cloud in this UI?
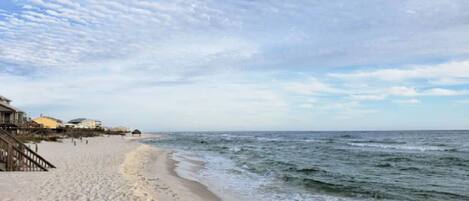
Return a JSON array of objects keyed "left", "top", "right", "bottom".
[
  {"left": 386, "top": 86, "right": 418, "bottom": 96},
  {"left": 349, "top": 94, "right": 387, "bottom": 101},
  {"left": 380, "top": 86, "right": 467, "bottom": 98},
  {"left": 421, "top": 88, "right": 469, "bottom": 96},
  {"left": 318, "top": 101, "right": 378, "bottom": 120},
  {"left": 329, "top": 60, "right": 469, "bottom": 84},
  {"left": 0, "top": 70, "right": 290, "bottom": 130},
  {"left": 284, "top": 78, "right": 338, "bottom": 95},
  {"left": 298, "top": 98, "right": 317, "bottom": 109},
  {"left": 0, "top": 0, "right": 249, "bottom": 70},
  {"left": 385, "top": 87, "right": 468, "bottom": 97},
  {"left": 285, "top": 75, "right": 467, "bottom": 104},
  {"left": 430, "top": 77, "right": 469, "bottom": 85},
  {"left": 3, "top": 0, "right": 469, "bottom": 72},
  {"left": 395, "top": 99, "right": 420, "bottom": 104}
]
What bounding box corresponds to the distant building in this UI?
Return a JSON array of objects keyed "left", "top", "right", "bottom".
[
  {"left": 33, "top": 115, "right": 63, "bottom": 129},
  {"left": 0, "top": 95, "right": 26, "bottom": 128},
  {"left": 131, "top": 129, "right": 142, "bottom": 136},
  {"left": 67, "top": 118, "right": 102, "bottom": 129},
  {"left": 108, "top": 126, "right": 130, "bottom": 132},
  {"left": 63, "top": 123, "right": 77, "bottom": 128}
]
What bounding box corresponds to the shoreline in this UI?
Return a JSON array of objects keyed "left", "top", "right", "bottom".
[
  {"left": 0, "top": 134, "right": 222, "bottom": 201},
  {"left": 121, "top": 143, "right": 222, "bottom": 201}
]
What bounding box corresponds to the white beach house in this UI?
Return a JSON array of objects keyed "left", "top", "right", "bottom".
[{"left": 67, "top": 118, "right": 103, "bottom": 129}]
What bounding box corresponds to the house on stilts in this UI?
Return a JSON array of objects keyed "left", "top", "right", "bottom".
[
  {"left": 0, "top": 95, "right": 26, "bottom": 130},
  {"left": 0, "top": 95, "right": 55, "bottom": 171}
]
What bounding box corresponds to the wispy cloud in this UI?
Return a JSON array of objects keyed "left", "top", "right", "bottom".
[
  {"left": 0, "top": 0, "right": 249, "bottom": 71},
  {"left": 394, "top": 99, "right": 420, "bottom": 104},
  {"left": 421, "top": 88, "right": 469, "bottom": 96},
  {"left": 386, "top": 86, "right": 418, "bottom": 97},
  {"left": 349, "top": 94, "right": 387, "bottom": 101},
  {"left": 284, "top": 78, "right": 338, "bottom": 95},
  {"left": 329, "top": 60, "right": 469, "bottom": 84}
]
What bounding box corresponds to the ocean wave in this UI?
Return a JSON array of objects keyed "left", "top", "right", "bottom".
[
  {"left": 376, "top": 163, "right": 393, "bottom": 168},
  {"left": 434, "top": 156, "right": 469, "bottom": 167},
  {"left": 347, "top": 143, "right": 456, "bottom": 152},
  {"left": 339, "top": 134, "right": 356, "bottom": 139},
  {"left": 150, "top": 131, "right": 469, "bottom": 201},
  {"left": 282, "top": 176, "right": 392, "bottom": 199},
  {"left": 254, "top": 137, "right": 324, "bottom": 143},
  {"left": 294, "top": 166, "right": 325, "bottom": 173},
  {"left": 399, "top": 167, "right": 420, "bottom": 171},
  {"left": 383, "top": 157, "right": 413, "bottom": 162},
  {"left": 350, "top": 139, "right": 406, "bottom": 145}
]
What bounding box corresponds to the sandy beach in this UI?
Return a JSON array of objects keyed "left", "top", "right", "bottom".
[{"left": 0, "top": 134, "right": 221, "bottom": 201}]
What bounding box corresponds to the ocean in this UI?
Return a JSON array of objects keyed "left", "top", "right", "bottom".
[{"left": 143, "top": 131, "right": 469, "bottom": 201}]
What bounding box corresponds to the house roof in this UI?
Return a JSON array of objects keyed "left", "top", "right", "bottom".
[
  {"left": 35, "top": 116, "right": 63, "bottom": 123},
  {"left": 68, "top": 118, "right": 87, "bottom": 123},
  {"left": 0, "top": 95, "right": 23, "bottom": 113},
  {"left": 0, "top": 95, "right": 11, "bottom": 103},
  {"left": 0, "top": 101, "right": 24, "bottom": 113},
  {"left": 68, "top": 118, "right": 102, "bottom": 125}
]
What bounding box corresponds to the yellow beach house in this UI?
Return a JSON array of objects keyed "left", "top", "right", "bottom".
[{"left": 33, "top": 115, "right": 63, "bottom": 129}]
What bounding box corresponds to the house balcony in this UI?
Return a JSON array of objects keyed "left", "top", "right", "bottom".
[{"left": 0, "top": 113, "right": 25, "bottom": 127}]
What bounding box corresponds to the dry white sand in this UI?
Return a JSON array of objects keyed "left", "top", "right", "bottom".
[{"left": 0, "top": 134, "right": 221, "bottom": 201}]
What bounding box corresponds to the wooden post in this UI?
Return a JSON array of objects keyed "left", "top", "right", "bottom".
[
  {"left": 7, "top": 144, "right": 12, "bottom": 171},
  {"left": 19, "top": 145, "right": 23, "bottom": 171}
]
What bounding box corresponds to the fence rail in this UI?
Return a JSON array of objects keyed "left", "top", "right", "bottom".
[{"left": 0, "top": 128, "right": 55, "bottom": 171}]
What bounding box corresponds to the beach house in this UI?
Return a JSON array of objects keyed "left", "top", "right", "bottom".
[
  {"left": 33, "top": 115, "right": 63, "bottom": 129},
  {"left": 0, "top": 95, "right": 26, "bottom": 128},
  {"left": 67, "top": 118, "right": 103, "bottom": 129},
  {"left": 108, "top": 126, "right": 130, "bottom": 133}
]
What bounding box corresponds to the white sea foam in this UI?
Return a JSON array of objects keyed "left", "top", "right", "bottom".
[
  {"left": 347, "top": 143, "right": 449, "bottom": 151},
  {"left": 172, "top": 151, "right": 204, "bottom": 184},
  {"left": 170, "top": 149, "right": 365, "bottom": 201}
]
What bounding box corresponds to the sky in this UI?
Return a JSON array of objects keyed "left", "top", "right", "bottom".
[{"left": 0, "top": 0, "right": 469, "bottom": 131}]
